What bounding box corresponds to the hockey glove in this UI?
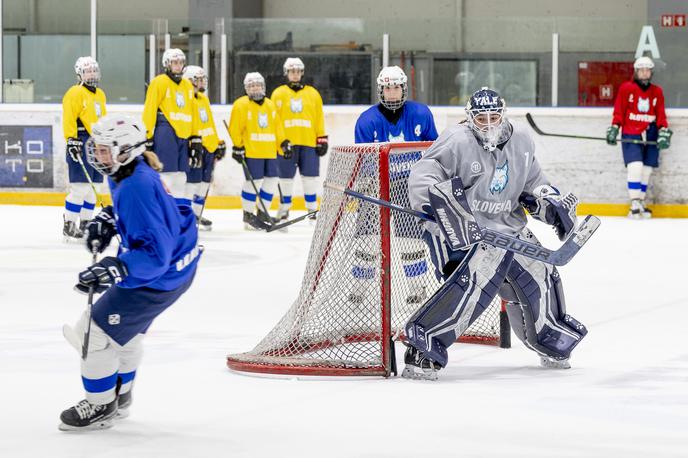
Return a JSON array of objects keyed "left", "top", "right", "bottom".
[
  {"left": 215, "top": 141, "right": 226, "bottom": 161},
  {"left": 85, "top": 206, "right": 117, "bottom": 254},
  {"left": 605, "top": 125, "right": 619, "bottom": 145},
  {"left": 75, "top": 256, "right": 128, "bottom": 294},
  {"left": 315, "top": 136, "right": 329, "bottom": 157},
  {"left": 231, "top": 146, "right": 246, "bottom": 164},
  {"left": 189, "top": 136, "right": 203, "bottom": 169},
  {"left": 657, "top": 127, "right": 673, "bottom": 150},
  {"left": 66, "top": 137, "right": 83, "bottom": 162},
  {"left": 281, "top": 140, "right": 293, "bottom": 160},
  {"left": 427, "top": 177, "right": 483, "bottom": 251},
  {"left": 520, "top": 185, "right": 578, "bottom": 241}
]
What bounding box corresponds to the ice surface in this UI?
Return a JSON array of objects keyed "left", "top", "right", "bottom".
[{"left": 0, "top": 206, "right": 686, "bottom": 457}]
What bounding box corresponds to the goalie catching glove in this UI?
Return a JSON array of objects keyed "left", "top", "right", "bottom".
[
  {"left": 427, "top": 177, "right": 483, "bottom": 251},
  {"left": 85, "top": 205, "right": 117, "bottom": 253},
  {"left": 520, "top": 185, "right": 578, "bottom": 241},
  {"left": 75, "top": 256, "right": 128, "bottom": 294}
]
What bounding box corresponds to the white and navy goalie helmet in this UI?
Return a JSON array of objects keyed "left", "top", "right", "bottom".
[
  {"left": 465, "top": 87, "right": 509, "bottom": 152},
  {"left": 74, "top": 56, "right": 100, "bottom": 87},
  {"left": 162, "top": 48, "right": 186, "bottom": 74},
  {"left": 183, "top": 65, "right": 208, "bottom": 92},
  {"left": 86, "top": 115, "right": 147, "bottom": 176},
  {"left": 244, "top": 72, "right": 266, "bottom": 101},
  {"left": 377, "top": 66, "right": 408, "bottom": 111},
  {"left": 283, "top": 57, "right": 305, "bottom": 75}
]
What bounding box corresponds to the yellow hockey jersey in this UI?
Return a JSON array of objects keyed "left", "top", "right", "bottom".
[
  {"left": 62, "top": 85, "right": 107, "bottom": 139},
  {"left": 228, "top": 96, "right": 286, "bottom": 159},
  {"left": 191, "top": 92, "right": 220, "bottom": 153},
  {"left": 270, "top": 85, "right": 325, "bottom": 147},
  {"left": 142, "top": 74, "right": 196, "bottom": 139}
]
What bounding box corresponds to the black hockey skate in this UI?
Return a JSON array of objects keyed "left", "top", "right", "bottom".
[
  {"left": 628, "top": 199, "right": 643, "bottom": 220},
  {"left": 401, "top": 345, "right": 441, "bottom": 381},
  {"left": 78, "top": 219, "right": 91, "bottom": 235},
  {"left": 58, "top": 398, "right": 118, "bottom": 431},
  {"left": 115, "top": 390, "right": 132, "bottom": 419},
  {"left": 63, "top": 217, "right": 84, "bottom": 240},
  {"left": 639, "top": 200, "right": 653, "bottom": 219},
  {"left": 257, "top": 209, "right": 278, "bottom": 226},
  {"left": 243, "top": 211, "right": 269, "bottom": 231},
  {"left": 198, "top": 216, "right": 213, "bottom": 231}
]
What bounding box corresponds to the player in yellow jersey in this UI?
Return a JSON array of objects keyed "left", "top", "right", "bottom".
[
  {"left": 142, "top": 48, "right": 202, "bottom": 204},
  {"left": 182, "top": 66, "right": 226, "bottom": 231},
  {"left": 62, "top": 56, "right": 107, "bottom": 239},
  {"left": 271, "top": 58, "right": 327, "bottom": 222},
  {"left": 228, "top": 72, "right": 292, "bottom": 230}
]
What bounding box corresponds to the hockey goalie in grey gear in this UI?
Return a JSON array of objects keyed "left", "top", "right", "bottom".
[{"left": 402, "top": 87, "right": 587, "bottom": 380}]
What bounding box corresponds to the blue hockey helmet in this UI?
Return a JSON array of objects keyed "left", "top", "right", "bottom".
[{"left": 465, "top": 87, "right": 509, "bottom": 151}]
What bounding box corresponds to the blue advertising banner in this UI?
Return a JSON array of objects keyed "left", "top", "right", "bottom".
[{"left": 0, "top": 126, "right": 53, "bottom": 188}]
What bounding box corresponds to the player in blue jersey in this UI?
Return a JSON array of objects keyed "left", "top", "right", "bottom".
[
  {"left": 59, "top": 115, "right": 201, "bottom": 431},
  {"left": 351, "top": 66, "right": 438, "bottom": 307}
]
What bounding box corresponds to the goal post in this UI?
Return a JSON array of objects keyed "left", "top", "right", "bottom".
[{"left": 227, "top": 142, "right": 509, "bottom": 377}]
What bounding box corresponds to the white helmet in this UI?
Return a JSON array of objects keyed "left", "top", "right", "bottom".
[
  {"left": 183, "top": 65, "right": 207, "bottom": 92},
  {"left": 162, "top": 48, "right": 186, "bottom": 72},
  {"left": 377, "top": 66, "right": 408, "bottom": 111},
  {"left": 283, "top": 57, "right": 305, "bottom": 75},
  {"left": 86, "top": 115, "right": 147, "bottom": 176},
  {"left": 634, "top": 56, "right": 655, "bottom": 70},
  {"left": 244, "top": 72, "right": 266, "bottom": 101},
  {"left": 74, "top": 56, "right": 100, "bottom": 87}
]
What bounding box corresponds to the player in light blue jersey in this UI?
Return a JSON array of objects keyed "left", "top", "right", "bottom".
[
  {"left": 59, "top": 115, "right": 201, "bottom": 431},
  {"left": 350, "top": 66, "right": 439, "bottom": 307}
]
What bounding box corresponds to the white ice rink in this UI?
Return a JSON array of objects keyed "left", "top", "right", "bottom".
[{"left": 1, "top": 205, "right": 687, "bottom": 458}]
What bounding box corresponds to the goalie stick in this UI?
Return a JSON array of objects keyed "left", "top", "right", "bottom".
[
  {"left": 324, "top": 182, "right": 600, "bottom": 266},
  {"left": 525, "top": 113, "right": 658, "bottom": 146},
  {"left": 266, "top": 210, "right": 319, "bottom": 232}
]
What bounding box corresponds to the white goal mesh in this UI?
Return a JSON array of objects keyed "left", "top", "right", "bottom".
[{"left": 227, "top": 142, "right": 505, "bottom": 376}]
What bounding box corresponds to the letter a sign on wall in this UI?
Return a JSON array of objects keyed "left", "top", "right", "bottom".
[{"left": 635, "top": 25, "right": 661, "bottom": 59}]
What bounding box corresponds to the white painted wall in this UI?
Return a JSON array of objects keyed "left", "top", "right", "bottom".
[{"left": 1, "top": 104, "right": 685, "bottom": 204}]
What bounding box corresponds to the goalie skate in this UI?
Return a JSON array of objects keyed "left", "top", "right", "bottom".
[
  {"left": 58, "top": 399, "right": 117, "bottom": 431},
  {"left": 540, "top": 356, "right": 571, "bottom": 369},
  {"left": 401, "top": 345, "right": 441, "bottom": 381}
]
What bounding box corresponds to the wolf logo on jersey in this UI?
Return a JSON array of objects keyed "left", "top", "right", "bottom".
[
  {"left": 175, "top": 91, "right": 185, "bottom": 108},
  {"left": 258, "top": 113, "right": 268, "bottom": 128},
  {"left": 388, "top": 132, "right": 405, "bottom": 142},
  {"left": 199, "top": 107, "right": 208, "bottom": 123},
  {"left": 289, "top": 98, "right": 303, "bottom": 113},
  {"left": 637, "top": 97, "right": 650, "bottom": 113},
  {"left": 489, "top": 161, "right": 509, "bottom": 194}
]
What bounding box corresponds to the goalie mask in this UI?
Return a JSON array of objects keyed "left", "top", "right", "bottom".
[
  {"left": 244, "top": 72, "right": 266, "bottom": 101},
  {"left": 377, "top": 66, "right": 408, "bottom": 111},
  {"left": 633, "top": 56, "right": 654, "bottom": 88},
  {"left": 183, "top": 65, "right": 207, "bottom": 93},
  {"left": 465, "top": 87, "right": 510, "bottom": 152},
  {"left": 74, "top": 56, "right": 101, "bottom": 87},
  {"left": 86, "top": 115, "right": 147, "bottom": 176}
]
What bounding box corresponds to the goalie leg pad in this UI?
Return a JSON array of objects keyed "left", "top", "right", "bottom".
[
  {"left": 405, "top": 243, "right": 513, "bottom": 367},
  {"left": 502, "top": 230, "right": 588, "bottom": 359}
]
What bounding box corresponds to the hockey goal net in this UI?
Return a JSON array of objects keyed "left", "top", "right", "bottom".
[{"left": 227, "top": 142, "right": 508, "bottom": 377}]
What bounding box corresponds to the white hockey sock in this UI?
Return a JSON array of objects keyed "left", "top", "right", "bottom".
[
  {"left": 185, "top": 182, "right": 205, "bottom": 217},
  {"left": 302, "top": 176, "right": 319, "bottom": 211},
  {"left": 65, "top": 182, "right": 90, "bottom": 223},
  {"left": 278, "top": 178, "right": 295, "bottom": 215},
  {"left": 241, "top": 180, "right": 258, "bottom": 213},
  {"left": 640, "top": 165, "right": 653, "bottom": 200},
  {"left": 160, "top": 172, "right": 188, "bottom": 203},
  {"left": 260, "top": 177, "right": 278, "bottom": 213},
  {"left": 626, "top": 161, "right": 643, "bottom": 200},
  {"left": 116, "top": 334, "right": 144, "bottom": 396},
  {"left": 80, "top": 187, "right": 97, "bottom": 222}
]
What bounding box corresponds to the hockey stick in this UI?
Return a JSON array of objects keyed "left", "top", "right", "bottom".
[
  {"left": 525, "top": 113, "right": 658, "bottom": 145},
  {"left": 266, "top": 210, "right": 319, "bottom": 232},
  {"left": 81, "top": 241, "right": 100, "bottom": 360},
  {"left": 76, "top": 155, "right": 103, "bottom": 209},
  {"left": 324, "top": 182, "right": 600, "bottom": 266}
]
